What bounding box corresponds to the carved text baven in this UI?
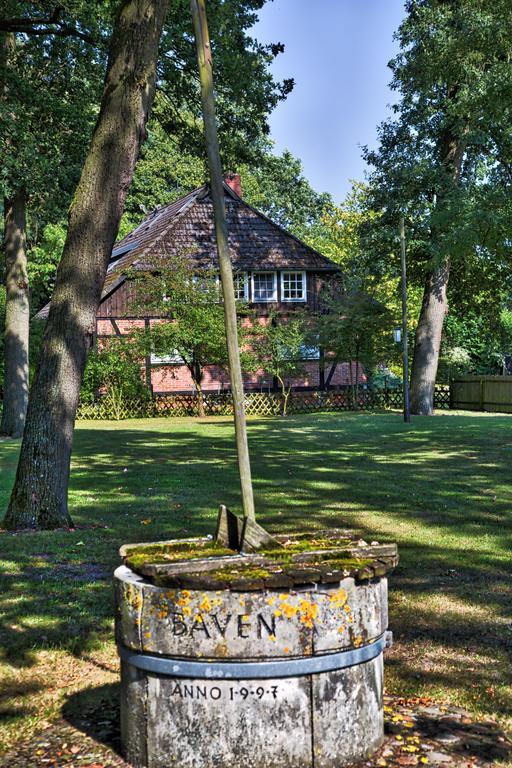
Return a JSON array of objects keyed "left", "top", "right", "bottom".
[{"left": 169, "top": 612, "right": 277, "bottom": 640}]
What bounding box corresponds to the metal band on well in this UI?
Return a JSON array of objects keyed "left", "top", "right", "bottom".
[{"left": 118, "top": 635, "right": 385, "bottom": 680}]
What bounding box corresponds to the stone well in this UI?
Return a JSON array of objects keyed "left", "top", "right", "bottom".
[{"left": 115, "top": 533, "right": 398, "bottom": 768}]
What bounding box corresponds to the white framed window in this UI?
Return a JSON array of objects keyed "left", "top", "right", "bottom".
[
  {"left": 233, "top": 272, "right": 249, "bottom": 300},
  {"left": 150, "top": 351, "right": 184, "bottom": 365},
  {"left": 192, "top": 274, "right": 220, "bottom": 292},
  {"left": 299, "top": 344, "right": 320, "bottom": 360},
  {"left": 251, "top": 271, "right": 277, "bottom": 302},
  {"left": 281, "top": 270, "right": 307, "bottom": 302}
]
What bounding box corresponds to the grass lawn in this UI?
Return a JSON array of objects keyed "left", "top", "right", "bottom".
[{"left": 0, "top": 410, "right": 511, "bottom": 755}]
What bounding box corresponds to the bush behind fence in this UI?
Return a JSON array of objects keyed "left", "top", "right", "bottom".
[{"left": 75, "top": 385, "right": 451, "bottom": 420}]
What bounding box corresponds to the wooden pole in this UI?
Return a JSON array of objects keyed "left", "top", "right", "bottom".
[
  {"left": 190, "top": 0, "right": 255, "bottom": 522},
  {"left": 399, "top": 216, "right": 411, "bottom": 423}
]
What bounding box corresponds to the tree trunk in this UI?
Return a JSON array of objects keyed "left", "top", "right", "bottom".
[
  {"left": 319, "top": 348, "right": 325, "bottom": 390},
  {"left": 277, "top": 377, "right": 290, "bottom": 417},
  {"left": 0, "top": 35, "right": 28, "bottom": 438},
  {"left": 3, "top": 0, "right": 170, "bottom": 530},
  {"left": 282, "top": 387, "right": 291, "bottom": 417},
  {"left": 409, "top": 261, "right": 449, "bottom": 415},
  {"left": 191, "top": 363, "right": 205, "bottom": 418},
  {"left": 410, "top": 97, "right": 467, "bottom": 416},
  {"left": 1, "top": 190, "right": 29, "bottom": 438},
  {"left": 348, "top": 359, "right": 356, "bottom": 409},
  {"left": 354, "top": 356, "right": 360, "bottom": 408}
]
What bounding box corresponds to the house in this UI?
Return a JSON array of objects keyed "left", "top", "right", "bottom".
[{"left": 40, "top": 176, "right": 365, "bottom": 393}]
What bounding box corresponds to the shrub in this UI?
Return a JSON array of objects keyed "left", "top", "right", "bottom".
[{"left": 81, "top": 337, "right": 150, "bottom": 404}]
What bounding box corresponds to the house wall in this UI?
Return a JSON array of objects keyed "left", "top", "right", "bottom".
[
  {"left": 99, "top": 281, "right": 140, "bottom": 318},
  {"left": 148, "top": 360, "right": 364, "bottom": 394},
  {"left": 95, "top": 275, "right": 366, "bottom": 393},
  {"left": 97, "top": 271, "right": 332, "bottom": 318}
]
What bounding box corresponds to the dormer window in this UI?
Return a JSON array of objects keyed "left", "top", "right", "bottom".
[
  {"left": 281, "top": 270, "right": 307, "bottom": 302},
  {"left": 252, "top": 271, "right": 277, "bottom": 302}
]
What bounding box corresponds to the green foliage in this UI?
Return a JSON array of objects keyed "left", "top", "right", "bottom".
[
  {"left": 2, "top": 0, "right": 293, "bottom": 312},
  {"left": 366, "top": 0, "right": 512, "bottom": 230},
  {"left": 437, "top": 346, "right": 472, "bottom": 383},
  {"left": 303, "top": 182, "right": 420, "bottom": 393},
  {"left": 438, "top": 307, "right": 512, "bottom": 381},
  {"left": 498, "top": 309, "right": 512, "bottom": 358},
  {"left": 0, "top": 3, "right": 110, "bottom": 336},
  {"left": 363, "top": 0, "right": 512, "bottom": 384},
  {"left": 125, "top": 253, "right": 251, "bottom": 414},
  {"left": 305, "top": 183, "right": 423, "bottom": 358},
  {"left": 0, "top": 3, "right": 108, "bottom": 220},
  {"left": 315, "top": 287, "right": 394, "bottom": 402},
  {"left": 159, "top": 0, "right": 293, "bottom": 168},
  {"left": 307, "top": 182, "right": 379, "bottom": 276},
  {"left": 120, "top": 110, "right": 207, "bottom": 236},
  {"left": 240, "top": 150, "right": 332, "bottom": 236},
  {"left": 0, "top": 285, "right": 5, "bottom": 388},
  {"left": 248, "top": 311, "right": 308, "bottom": 414},
  {"left": 371, "top": 368, "right": 403, "bottom": 391},
  {"left": 81, "top": 337, "right": 150, "bottom": 405},
  {"left": 130, "top": 260, "right": 226, "bottom": 376},
  {"left": 27, "top": 223, "right": 67, "bottom": 313}
]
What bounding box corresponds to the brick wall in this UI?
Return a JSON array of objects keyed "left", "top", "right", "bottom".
[
  {"left": 96, "top": 317, "right": 366, "bottom": 394},
  {"left": 150, "top": 361, "right": 365, "bottom": 393}
]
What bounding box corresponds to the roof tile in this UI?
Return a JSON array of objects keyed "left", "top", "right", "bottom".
[{"left": 37, "top": 183, "right": 337, "bottom": 319}]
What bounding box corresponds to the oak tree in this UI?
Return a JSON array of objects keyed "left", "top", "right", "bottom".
[
  {"left": 4, "top": 0, "right": 170, "bottom": 529},
  {"left": 365, "top": 0, "right": 512, "bottom": 414}
]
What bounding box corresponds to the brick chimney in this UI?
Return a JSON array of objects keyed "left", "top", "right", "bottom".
[{"left": 225, "top": 172, "right": 242, "bottom": 198}]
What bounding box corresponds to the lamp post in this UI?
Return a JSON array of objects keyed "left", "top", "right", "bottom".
[{"left": 399, "top": 216, "right": 411, "bottom": 423}]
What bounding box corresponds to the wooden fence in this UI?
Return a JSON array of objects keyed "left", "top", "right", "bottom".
[
  {"left": 450, "top": 376, "right": 512, "bottom": 413},
  {"left": 75, "top": 385, "right": 450, "bottom": 420}
]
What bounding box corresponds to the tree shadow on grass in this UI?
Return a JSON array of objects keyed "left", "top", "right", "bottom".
[
  {"left": 0, "top": 412, "right": 511, "bottom": 723},
  {"left": 0, "top": 428, "right": 234, "bottom": 668},
  {"left": 62, "top": 683, "right": 122, "bottom": 757},
  {"left": 0, "top": 678, "right": 43, "bottom": 721}
]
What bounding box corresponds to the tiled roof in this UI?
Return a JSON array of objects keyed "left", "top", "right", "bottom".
[{"left": 37, "top": 183, "right": 338, "bottom": 318}]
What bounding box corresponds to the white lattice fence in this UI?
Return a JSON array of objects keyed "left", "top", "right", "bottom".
[
  {"left": 244, "top": 393, "right": 281, "bottom": 416},
  {"left": 74, "top": 385, "right": 453, "bottom": 421}
]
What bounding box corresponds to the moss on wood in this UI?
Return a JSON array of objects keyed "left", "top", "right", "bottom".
[
  {"left": 122, "top": 531, "right": 398, "bottom": 589},
  {"left": 263, "top": 536, "right": 352, "bottom": 555},
  {"left": 125, "top": 540, "right": 234, "bottom": 570}
]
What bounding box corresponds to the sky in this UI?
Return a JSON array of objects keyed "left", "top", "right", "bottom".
[{"left": 253, "top": 0, "right": 406, "bottom": 203}]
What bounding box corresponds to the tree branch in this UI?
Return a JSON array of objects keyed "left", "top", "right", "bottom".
[{"left": 0, "top": 10, "right": 96, "bottom": 45}]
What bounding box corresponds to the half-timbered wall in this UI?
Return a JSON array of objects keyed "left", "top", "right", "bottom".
[
  {"left": 95, "top": 272, "right": 365, "bottom": 394},
  {"left": 97, "top": 271, "right": 330, "bottom": 318}
]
